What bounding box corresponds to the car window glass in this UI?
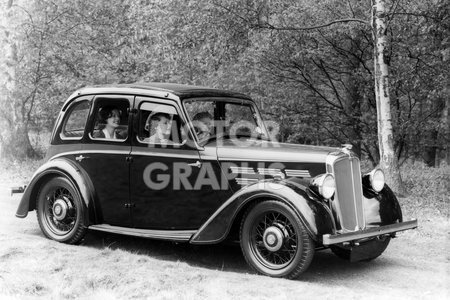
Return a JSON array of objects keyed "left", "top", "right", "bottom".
[
  {"left": 184, "top": 100, "right": 216, "bottom": 144},
  {"left": 90, "top": 100, "right": 129, "bottom": 142},
  {"left": 184, "top": 100, "right": 215, "bottom": 121},
  {"left": 137, "top": 102, "right": 185, "bottom": 145},
  {"left": 60, "top": 100, "right": 90, "bottom": 140},
  {"left": 225, "top": 102, "right": 260, "bottom": 137}
]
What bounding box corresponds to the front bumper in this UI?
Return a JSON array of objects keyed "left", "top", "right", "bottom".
[{"left": 322, "top": 219, "right": 418, "bottom": 245}]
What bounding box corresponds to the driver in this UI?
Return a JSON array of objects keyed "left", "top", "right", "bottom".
[{"left": 192, "top": 112, "right": 214, "bottom": 143}]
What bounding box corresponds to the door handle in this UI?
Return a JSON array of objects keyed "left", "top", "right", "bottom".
[
  {"left": 188, "top": 161, "right": 202, "bottom": 168},
  {"left": 75, "top": 155, "right": 89, "bottom": 162}
]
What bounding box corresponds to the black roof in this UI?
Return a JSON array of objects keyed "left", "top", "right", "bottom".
[{"left": 86, "top": 82, "right": 252, "bottom": 100}]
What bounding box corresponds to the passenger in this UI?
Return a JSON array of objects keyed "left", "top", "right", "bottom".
[
  {"left": 145, "top": 112, "right": 172, "bottom": 144},
  {"left": 93, "top": 106, "right": 126, "bottom": 139}
]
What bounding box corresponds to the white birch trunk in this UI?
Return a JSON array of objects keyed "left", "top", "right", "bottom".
[{"left": 372, "top": 0, "right": 405, "bottom": 194}]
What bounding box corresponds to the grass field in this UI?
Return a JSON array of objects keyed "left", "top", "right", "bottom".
[{"left": 0, "top": 159, "right": 448, "bottom": 299}]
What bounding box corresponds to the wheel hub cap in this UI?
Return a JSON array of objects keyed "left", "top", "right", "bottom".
[
  {"left": 53, "top": 198, "right": 70, "bottom": 221},
  {"left": 263, "top": 226, "right": 284, "bottom": 252}
]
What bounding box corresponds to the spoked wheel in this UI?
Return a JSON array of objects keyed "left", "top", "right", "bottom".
[
  {"left": 36, "top": 177, "right": 87, "bottom": 244},
  {"left": 240, "top": 200, "right": 314, "bottom": 279}
]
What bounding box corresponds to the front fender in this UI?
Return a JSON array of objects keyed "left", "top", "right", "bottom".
[
  {"left": 190, "top": 180, "right": 335, "bottom": 244},
  {"left": 362, "top": 178, "right": 403, "bottom": 226},
  {"left": 15, "top": 158, "right": 96, "bottom": 224}
]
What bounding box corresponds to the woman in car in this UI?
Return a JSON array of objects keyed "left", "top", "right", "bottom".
[
  {"left": 93, "top": 106, "right": 126, "bottom": 139},
  {"left": 144, "top": 112, "right": 172, "bottom": 144}
]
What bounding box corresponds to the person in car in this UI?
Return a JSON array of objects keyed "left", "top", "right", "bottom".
[
  {"left": 145, "top": 112, "right": 172, "bottom": 144},
  {"left": 93, "top": 106, "right": 126, "bottom": 139},
  {"left": 192, "top": 112, "right": 214, "bottom": 143}
]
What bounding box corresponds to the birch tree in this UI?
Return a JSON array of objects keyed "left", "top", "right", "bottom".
[
  {"left": 372, "top": 0, "right": 405, "bottom": 194},
  {"left": 215, "top": 0, "right": 407, "bottom": 193}
]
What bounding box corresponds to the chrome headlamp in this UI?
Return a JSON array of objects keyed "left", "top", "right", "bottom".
[
  {"left": 311, "top": 173, "right": 335, "bottom": 199},
  {"left": 368, "top": 168, "right": 385, "bottom": 192}
]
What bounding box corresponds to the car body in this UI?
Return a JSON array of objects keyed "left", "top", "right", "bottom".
[{"left": 15, "top": 83, "right": 417, "bottom": 279}]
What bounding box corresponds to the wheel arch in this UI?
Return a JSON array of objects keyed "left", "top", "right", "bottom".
[
  {"left": 15, "top": 158, "right": 98, "bottom": 225},
  {"left": 190, "top": 181, "right": 336, "bottom": 244}
]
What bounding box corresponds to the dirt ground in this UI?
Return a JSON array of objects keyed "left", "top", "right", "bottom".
[{"left": 0, "top": 180, "right": 448, "bottom": 299}]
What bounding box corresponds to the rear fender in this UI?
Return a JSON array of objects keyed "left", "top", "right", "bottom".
[
  {"left": 15, "top": 158, "right": 97, "bottom": 224},
  {"left": 190, "top": 180, "right": 335, "bottom": 244}
]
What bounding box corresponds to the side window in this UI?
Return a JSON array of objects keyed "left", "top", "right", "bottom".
[
  {"left": 225, "top": 102, "right": 259, "bottom": 136},
  {"left": 60, "top": 100, "right": 90, "bottom": 140},
  {"left": 183, "top": 100, "right": 215, "bottom": 145},
  {"left": 137, "top": 102, "right": 185, "bottom": 146},
  {"left": 90, "top": 99, "right": 130, "bottom": 142}
]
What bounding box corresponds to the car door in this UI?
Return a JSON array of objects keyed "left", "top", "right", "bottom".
[
  {"left": 80, "top": 95, "right": 133, "bottom": 227},
  {"left": 130, "top": 97, "right": 226, "bottom": 230}
]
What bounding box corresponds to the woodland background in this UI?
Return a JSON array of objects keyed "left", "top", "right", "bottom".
[
  {"left": 0, "top": 0, "right": 449, "bottom": 167},
  {"left": 0, "top": 2, "right": 449, "bottom": 298}
]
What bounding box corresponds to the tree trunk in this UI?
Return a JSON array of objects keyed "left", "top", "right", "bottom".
[
  {"left": 437, "top": 94, "right": 449, "bottom": 166},
  {"left": 371, "top": 0, "right": 406, "bottom": 195},
  {"left": 0, "top": 0, "right": 37, "bottom": 160}
]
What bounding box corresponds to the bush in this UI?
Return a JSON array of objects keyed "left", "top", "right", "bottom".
[{"left": 401, "top": 162, "right": 450, "bottom": 218}]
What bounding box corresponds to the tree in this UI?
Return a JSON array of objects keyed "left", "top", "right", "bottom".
[
  {"left": 0, "top": 0, "right": 39, "bottom": 158},
  {"left": 214, "top": 0, "right": 409, "bottom": 193},
  {"left": 372, "top": 0, "right": 405, "bottom": 194}
]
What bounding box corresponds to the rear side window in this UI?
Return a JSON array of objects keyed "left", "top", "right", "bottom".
[{"left": 60, "top": 100, "right": 90, "bottom": 140}]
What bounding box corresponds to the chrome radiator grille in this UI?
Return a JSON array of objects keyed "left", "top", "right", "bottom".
[{"left": 328, "top": 155, "right": 365, "bottom": 231}]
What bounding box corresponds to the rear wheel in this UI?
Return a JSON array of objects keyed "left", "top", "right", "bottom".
[
  {"left": 36, "top": 177, "right": 87, "bottom": 244},
  {"left": 240, "top": 200, "right": 314, "bottom": 279}
]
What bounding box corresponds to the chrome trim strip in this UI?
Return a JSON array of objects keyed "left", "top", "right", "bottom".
[
  {"left": 285, "top": 169, "right": 311, "bottom": 178},
  {"left": 50, "top": 150, "right": 200, "bottom": 161},
  {"left": 322, "top": 219, "right": 418, "bottom": 245},
  {"left": 51, "top": 150, "right": 130, "bottom": 160},
  {"left": 230, "top": 167, "right": 256, "bottom": 174},
  {"left": 257, "top": 168, "right": 282, "bottom": 175},
  {"left": 131, "top": 150, "right": 200, "bottom": 159},
  {"left": 89, "top": 224, "right": 196, "bottom": 241}
]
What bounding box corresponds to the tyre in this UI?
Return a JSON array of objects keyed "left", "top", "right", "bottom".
[
  {"left": 240, "top": 200, "right": 314, "bottom": 279},
  {"left": 330, "top": 237, "right": 391, "bottom": 262},
  {"left": 36, "top": 177, "right": 87, "bottom": 244}
]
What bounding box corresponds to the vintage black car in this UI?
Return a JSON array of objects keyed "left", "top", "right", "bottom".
[{"left": 15, "top": 83, "right": 417, "bottom": 279}]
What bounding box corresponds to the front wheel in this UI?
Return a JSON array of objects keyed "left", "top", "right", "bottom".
[
  {"left": 240, "top": 200, "right": 314, "bottom": 279},
  {"left": 36, "top": 177, "right": 87, "bottom": 244}
]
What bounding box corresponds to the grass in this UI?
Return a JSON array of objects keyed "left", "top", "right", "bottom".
[{"left": 400, "top": 162, "right": 450, "bottom": 219}]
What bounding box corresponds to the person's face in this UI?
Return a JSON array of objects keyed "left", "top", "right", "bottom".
[
  {"left": 200, "top": 117, "right": 213, "bottom": 132},
  {"left": 157, "top": 116, "right": 170, "bottom": 134},
  {"left": 106, "top": 109, "right": 121, "bottom": 128}
]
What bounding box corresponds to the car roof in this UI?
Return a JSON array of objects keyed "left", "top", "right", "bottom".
[{"left": 66, "top": 82, "right": 252, "bottom": 108}]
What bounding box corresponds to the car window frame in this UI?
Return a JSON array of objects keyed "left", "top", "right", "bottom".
[
  {"left": 135, "top": 98, "right": 189, "bottom": 148},
  {"left": 182, "top": 97, "right": 270, "bottom": 144},
  {"left": 59, "top": 97, "right": 92, "bottom": 142},
  {"left": 86, "top": 94, "right": 133, "bottom": 144}
]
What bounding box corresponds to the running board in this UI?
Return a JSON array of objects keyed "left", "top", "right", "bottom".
[{"left": 89, "top": 224, "right": 196, "bottom": 242}]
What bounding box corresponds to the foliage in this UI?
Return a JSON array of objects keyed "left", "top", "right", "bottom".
[
  {"left": 0, "top": 0, "right": 448, "bottom": 167},
  {"left": 401, "top": 161, "right": 450, "bottom": 218}
]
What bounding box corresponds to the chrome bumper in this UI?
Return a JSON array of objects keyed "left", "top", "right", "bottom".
[{"left": 322, "top": 219, "right": 418, "bottom": 245}]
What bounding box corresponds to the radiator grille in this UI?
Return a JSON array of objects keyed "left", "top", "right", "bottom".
[{"left": 332, "top": 156, "right": 365, "bottom": 231}]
